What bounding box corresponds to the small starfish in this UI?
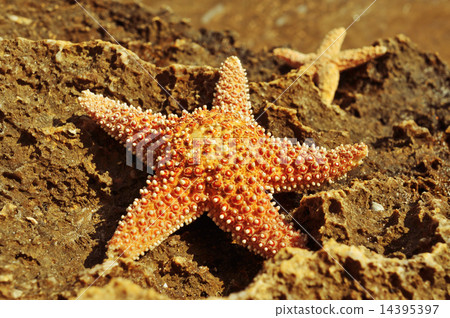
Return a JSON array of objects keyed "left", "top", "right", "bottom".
[
  {"left": 78, "top": 56, "right": 368, "bottom": 260},
  {"left": 274, "top": 27, "right": 387, "bottom": 105}
]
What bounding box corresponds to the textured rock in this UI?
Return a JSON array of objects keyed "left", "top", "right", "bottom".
[
  {"left": 0, "top": 0, "right": 448, "bottom": 300},
  {"left": 293, "top": 176, "right": 448, "bottom": 258},
  {"left": 77, "top": 277, "right": 168, "bottom": 300},
  {"left": 229, "top": 241, "right": 449, "bottom": 300}
]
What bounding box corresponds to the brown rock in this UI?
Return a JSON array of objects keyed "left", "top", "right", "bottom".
[
  {"left": 0, "top": 0, "right": 448, "bottom": 300},
  {"left": 76, "top": 277, "right": 168, "bottom": 300},
  {"left": 293, "top": 176, "right": 448, "bottom": 258},
  {"left": 229, "top": 241, "right": 449, "bottom": 300}
]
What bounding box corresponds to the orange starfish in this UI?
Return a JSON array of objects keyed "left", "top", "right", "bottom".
[
  {"left": 274, "top": 27, "right": 387, "bottom": 105},
  {"left": 79, "top": 56, "right": 368, "bottom": 260}
]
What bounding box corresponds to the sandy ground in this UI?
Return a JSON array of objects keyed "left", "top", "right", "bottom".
[{"left": 146, "top": 0, "right": 450, "bottom": 64}]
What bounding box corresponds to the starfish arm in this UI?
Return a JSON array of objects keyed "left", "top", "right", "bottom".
[
  {"left": 336, "top": 46, "right": 387, "bottom": 71},
  {"left": 273, "top": 48, "right": 316, "bottom": 68},
  {"left": 260, "top": 141, "right": 368, "bottom": 192},
  {"left": 212, "top": 56, "right": 253, "bottom": 120},
  {"left": 316, "top": 27, "right": 346, "bottom": 57},
  {"left": 316, "top": 63, "right": 340, "bottom": 105},
  {"left": 106, "top": 173, "right": 207, "bottom": 260},
  {"left": 78, "top": 90, "right": 169, "bottom": 145},
  {"left": 207, "top": 180, "right": 307, "bottom": 258}
]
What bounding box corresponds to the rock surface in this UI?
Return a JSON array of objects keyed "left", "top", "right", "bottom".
[
  {"left": 0, "top": 0, "right": 448, "bottom": 299},
  {"left": 230, "top": 242, "right": 448, "bottom": 300}
]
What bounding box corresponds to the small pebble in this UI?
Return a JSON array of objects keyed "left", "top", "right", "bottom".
[
  {"left": 371, "top": 201, "right": 384, "bottom": 212},
  {"left": 25, "top": 216, "right": 38, "bottom": 225},
  {"left": 67, "top": 128, "right": 78, "bottom": 136}
]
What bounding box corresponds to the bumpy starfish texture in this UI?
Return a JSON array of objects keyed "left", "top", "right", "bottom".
[
  {"left": 274, "top": 27, "right": 387, "bottom": 105},
  {"left": 79, "top": 56, "right": 368, "bottom": 260}
]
